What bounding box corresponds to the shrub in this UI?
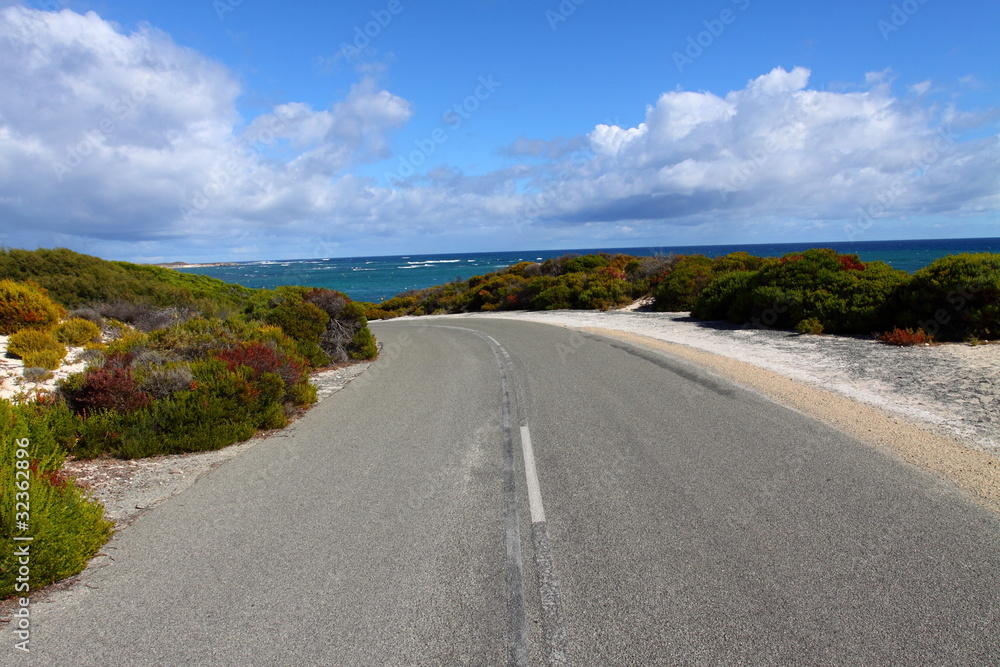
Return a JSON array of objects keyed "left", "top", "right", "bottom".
[
  {"left": 71, "top": 353, "right": 152, "bottom": 415},
  {"left": 349, "top": 327, "right": 379, "bottom": 360},
  {"left": 691, "top": 250, "right": 908, "bottom": 334},
  {"left": 96, "top": 302, "right": 195, "bottom": 333},
  {"left": 67, "top": 307, "right": 104, "bottom": 328},
  {"left": 0, "top": 279, "right": 66, "bottom": 334},
  {"left": 652, "top": 255, "right": 715, "bottom": 311},
  {"left": 563, "top": 255, "right": 609, "bottom": 273},
  {"left": 691, "top": 271, "right": 756, "bottom": 321},
  {"left": 7, "top": 328, "right": 67, "bottom": 363},
  {"left": 303, "top": 288, "right": 348, "bottom": 319},
  {"left": 264, "top": 297, "right": 329, "bottom": 343},
  {"left": 23, "top": 366, "right": 54, "bottom": 382},
  {"left": 213, "top": 342, "right": 306, "bottom": 398},
  {"left": 0, "top": 399, "right": 113, "bottom": 598},
  {"left": 877, "top": 327, "right": 934, "bottom": 346},
  {"left": 23, "top": 349, "right": 66, "bottom": 370},
  {"left": 891, "top": 253, "right": 1000, "bottom": 341},
  {"left": 795, "top": 317, "right": 824, "bottom": 335},
  {"left": 137, "top": 363, "right": 195, "bottom": 399},
  {"left": 54, "top": 317, "right": 102, "bottom": 345}
]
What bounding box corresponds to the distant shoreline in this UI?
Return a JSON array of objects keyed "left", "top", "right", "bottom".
[{"left": 152, "top": 261, "right": 243, "bottom": 269}]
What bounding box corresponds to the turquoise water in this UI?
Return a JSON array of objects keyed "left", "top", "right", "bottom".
[{"left": 176, "top": 237, "right": 1000, "bottom": 304}]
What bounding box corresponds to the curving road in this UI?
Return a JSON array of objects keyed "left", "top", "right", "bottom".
[{"left": 22, "top": 318, "right": 1000, "bottom": 665}]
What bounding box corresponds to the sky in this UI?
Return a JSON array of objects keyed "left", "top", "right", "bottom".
[{"left": 0, "top": 0, "right": 998, "bottom": 263}]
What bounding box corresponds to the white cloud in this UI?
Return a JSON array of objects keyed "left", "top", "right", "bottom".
[
  {"left": 0, "top": 7, "right": 996, "bottom": 262},
  {"left": 519, "top": 67, "right": 999, "bottom": 229},
  {"left": 0, "top": 6, "right": 412, "bottom": 248}
]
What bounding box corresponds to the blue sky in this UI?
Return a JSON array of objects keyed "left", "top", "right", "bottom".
[{"left": 0, "top": 0, "right": 997, "bottom": 262}]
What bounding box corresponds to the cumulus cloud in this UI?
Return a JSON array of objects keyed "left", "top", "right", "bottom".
[
  {"left": 0, "top": 6, "right": 996, "bottom": 262},
  {"left": 512, "top": 67, "right": 999, "bottom": 232},
  {"left": 0, "top": 6, "right": 412, "bottom": 250}
]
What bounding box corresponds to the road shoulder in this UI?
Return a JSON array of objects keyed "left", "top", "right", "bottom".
[{"left": 581, "top": 326, "right": 1000, "bottom": 515}]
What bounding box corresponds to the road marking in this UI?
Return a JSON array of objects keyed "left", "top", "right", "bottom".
[
  {"left": 520, "top": 426, "right": 546, "bottom": 524},
  {"left": 419, "top": 324, "right": 566, "bottom": 664}
]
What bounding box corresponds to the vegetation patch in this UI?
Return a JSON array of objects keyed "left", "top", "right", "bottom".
[
  {"left": 0, "top": 247, "right": 381, "bottom": 599},
  {"left": 0, "top": 279, "right": 66, "bottom": 334},
  {"left": 877, "top": 327, "right": 935, "bottom": 346}
]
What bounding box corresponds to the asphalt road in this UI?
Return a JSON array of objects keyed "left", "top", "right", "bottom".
[{"left": 19, "top": 318, "right": 1000, "bottom": 665}]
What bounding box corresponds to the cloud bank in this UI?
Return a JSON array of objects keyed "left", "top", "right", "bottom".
[{"left": 0, "top": 7, "right": 996, "bottom": 260}]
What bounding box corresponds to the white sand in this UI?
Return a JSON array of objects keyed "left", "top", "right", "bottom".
[{"left": 0, "top": 334, "right": 89, "bottom": 402}]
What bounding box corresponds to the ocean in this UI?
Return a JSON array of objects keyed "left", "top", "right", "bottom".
[{"left": 175, "top": 237, "right": 1000, "bottom": 304}]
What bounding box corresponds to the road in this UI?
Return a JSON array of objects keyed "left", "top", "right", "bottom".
[{"left": 20, "top": 318, "right": 1000, "bottom": 665}]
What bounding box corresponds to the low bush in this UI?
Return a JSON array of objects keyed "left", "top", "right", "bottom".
[
  {"left": 23, "top": 366, "right": 55, "bottom": 382},
  {"left": 651, "top": 255, "right": 715, "bottom": 311},
  {"left": 0, "top": 279, "right": 66, "bottom": 334},
  {"left": 23, "top": 349, "right": 66, "bottom": 371},
  {"left": 0, "top": 400, "right": 112, "bottom": 598},
  {"left": 136, "top": 363, "right": 195, "bottom": 400},
  {"left": 349, "top": 327, "right": 379, "bottom": 360},
  {"left": 7, "top": 329, "right": 67, "bottom": 364},
  {"left": 890, "top": 253, "right": 1000, "bottom": 341},
  {"left": 877, "top": 327, "right": 934, "bottom": 346},
  {"left": 97, "top": 302, "right": 200, "bottom": 333},
  {"left": 690, "top": 249, "right": 909, "bottom": 334},
  {"left": 70, "top": 353, "right": 152, "bottom": 415},
  {"left": 54, "top": 317, "right": 102, "bottom": 345},
  {"left": 795, "top": 317, "right": 825, "bottom": 335},
  {"left": 67, "top": 307, "right": 104, "bottom": 328}
]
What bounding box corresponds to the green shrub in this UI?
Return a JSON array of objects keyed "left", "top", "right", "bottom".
[
  {"left": 288, "top": 381, "right": 318, "bottom": 406},
  {"left": 0, "top": 247, "right": 256, "bottom": 312},
  {"left": 691, "top": 271, "right": 756, "bottom": 320},
  {"left": 652, "top": 255, "right": 715, "bottom": 311},
  {"left": 691, "top": 249, "right": 908, "bottom": 334},
  {"left": 563, "top": 255, "right": 609, "bottom": 273},
  {"left": 264, "top": 297, "right": 329, "bottom": 343},
  {"left": 891, "top": 253, "right": 1000, "bottom": 341},
  {"left": 7, "top": 329, "right": 67, "bottom": 363},
  {"left": 0, "top": 279, "right": 66, "bottom": 334},
  {"left": 23, "top": 349, "right": 66, "bottom": 371},
  {"left": 349, "top": 327, "right": 378, "bottom": 360},
  {"left": 54, "top": 317, "right": 102, "bottom": 345},
  {"left": 795, "top": 317, "right": 825, "bottom": 335},
  {"left": 0, "top": 399, "right": 113, "bottom": 598}
]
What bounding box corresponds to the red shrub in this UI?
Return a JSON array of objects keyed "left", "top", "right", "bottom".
[
  {"left": 838, "top": 255, "right": 866, "bottom": 272},
  {"left": 877, "top": 327, "right": 934, "bottom": 346},
  {"left": 213, "top": 342, "right": 303, "bottom": 388},
  {"left": 74, "top": 352, "right": 152, "bottom": 414}
]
